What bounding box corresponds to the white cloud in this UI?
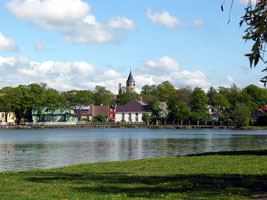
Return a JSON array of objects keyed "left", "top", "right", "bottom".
[
  {"left": 0, "top": 32, "right": 18, "bottom": 52},
  {"left": 137, "top": 56, "right": 211, "bottom": 90},
  {"left": 108, "top": 17, "right": 135, "bottom": 30},
  {"left": 0, "top": 55, "right": 211, "bottom": 93},
  {"left": 139, "top": 56, "right": 180, "bottom": 75},
  {"left": 6, "top": 0, "right": 136, "bottom": 45},
  {"left": 237, "top": 0, "right": 257, "bottom": 4},
  {"left": 34, "top": 40, "right": 44, "bottom": 51},
  {"left": 146, "top": 8, "right": 181, "bottom": 29},
  {"left": 193, "top": 19, "right": 204, "bottom": 27},
  {"left": 226, "top": 75, "right": 236, "bottom": 84}
]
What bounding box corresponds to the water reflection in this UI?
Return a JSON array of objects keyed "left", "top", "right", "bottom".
[{"left": 0, "top": 129, "right": 267, "bottom": 172}]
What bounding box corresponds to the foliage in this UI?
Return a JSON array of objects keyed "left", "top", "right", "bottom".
[
  {"left": 116, "top": 92, "right": 139, "bottom": 105},
  {"left": 240, "top": 0, "right": 267, "bottom": 85},
  {"left": 232, "top": 103, "right": 251, "bottom": 127},
  {"left": 94, "top": 114, "right": 106, "bottom": 122},
  {"left": 148, "top": 97, "right": 160, "bottom": 122},
  {"left": 212, "top": 93, "right": 230, "bottom": 119},
  {"left": 94, "top": 86, "right": 114, "bottom": 106},
  {"left": 158, "top": 102, "right": 168, "bottom": 120},
  {"left": 190, "top": 87, "right": 208, "bottom": 113},
  {"left": 155, "top": 81, "right": 176, "bottom": 102},
  {"left": 142, "top": 113, "right": 150, "bottom": 124}
]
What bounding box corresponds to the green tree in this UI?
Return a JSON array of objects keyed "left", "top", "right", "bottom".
[
  {"left": 94, "top": 86, "right": 114, "bottom": 106},
  {"left": 190, "top": 87, "right": 208, "bottom": 113},
  {"left": 231, "top": 103, "right": 251, "bottom": 127},
  {"left": 155, "top": 81, "right": 176, "bottom": 102},
  {"left": 0, "top": 87, "right": 14, "bottom": 122},
  {"left": 149, "top": 97, "right": 160, "bottom": 122},
  {"left": 94, "top": 114, "right": 106, "bottom": 122},
  {"left": 116, "top": 92, "right": 139, "bottom": 105},
  {"left": 207, "top": 86, "right": 218, "bottom": 105},
  {"left": 177, "top": 87, "right": 193, "bottom": 106},
  {"left": 212, "top": 93, "right": 230, "bottom": 119},
  {"left": 142, "top": 113, "right": 150, "bottom": 125},
  {"left": 240, "top": 0, "right": 267, "bottom": 85},
  {"left": 63, "top": 90, "right": 94, "bottom": 120}
]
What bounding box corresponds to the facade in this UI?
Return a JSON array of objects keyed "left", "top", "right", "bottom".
[
  {"left": 89, "top": 104, "right": 115, "bottom": 121},
  {"left": 115, "top": 99, "right": 151, "bottom": 123},
  {"left": 72, "top": 105, "right": 91, "bottom": 120},
  {"left": 32, "top": 108, "right": 78, "bottom": 123},
  {"left": 0, "top": 112, "right": 16, "bottom": 124}
]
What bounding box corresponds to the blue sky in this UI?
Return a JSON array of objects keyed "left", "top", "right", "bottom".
[{"left": 0, "top": 0, "right": 264, "bottom": 93}]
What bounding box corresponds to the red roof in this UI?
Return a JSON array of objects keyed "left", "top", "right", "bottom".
[{"left": 89, "top": 105, "right": 109, "bottom": 117}]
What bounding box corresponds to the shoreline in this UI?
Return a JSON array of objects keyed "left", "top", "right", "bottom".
[{"left": 0, "top": 124, "right": 267, "bottom": 130}]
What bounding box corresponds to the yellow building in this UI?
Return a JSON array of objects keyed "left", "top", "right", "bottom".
[{"left": 0, "top": 112, "right": 16, "bottom": 124}]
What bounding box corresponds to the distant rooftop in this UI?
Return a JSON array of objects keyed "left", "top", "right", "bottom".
[
  {"left": 116, "top": 99, "right": 150, "bottom": 112},
  {"left": 127, "top": 71, "right": 135, "bottom": 82}
]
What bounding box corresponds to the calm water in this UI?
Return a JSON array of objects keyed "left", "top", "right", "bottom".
[{"left": 0, "top": 128, "right": 267, "bottom": 172}]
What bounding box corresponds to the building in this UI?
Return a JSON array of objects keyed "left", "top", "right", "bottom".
[
  {"left": 0, "top": 112, "right": 16, "bottom": 124},
  {"left": 72, "top": 105, "right": 91, "bottom": 120},
  {"left": 119, "top": 71, "right": 136, "bottom": 94},
  {"left": 115, "top": 99, "right": 151, "bottom": 123},
  {"left": 32, "top": 108, "right": 78, "bottom": 123},
  {"left": 88, "top": 104, "right": 115, "bottom": 121}
]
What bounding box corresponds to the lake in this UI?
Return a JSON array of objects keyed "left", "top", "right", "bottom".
[{"left": 0, "top": 128, "right": 267, "bottom": 172}]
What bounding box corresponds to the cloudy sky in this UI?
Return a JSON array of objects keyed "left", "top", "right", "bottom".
[{"left": 0, "top": 0, "right": 264, "bottom": 93}]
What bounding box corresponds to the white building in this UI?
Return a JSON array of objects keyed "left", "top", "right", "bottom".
[{"left": 115, "top": 100, "right": 151, "bottom": 123}]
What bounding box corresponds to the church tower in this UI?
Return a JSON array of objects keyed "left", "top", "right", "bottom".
[{"left": 126, "top": 71, "right": 136, "bottom": 93}]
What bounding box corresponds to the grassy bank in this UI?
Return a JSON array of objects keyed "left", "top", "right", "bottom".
[{"left": 0, "top": 149, "right": 267, "bottom": 200}]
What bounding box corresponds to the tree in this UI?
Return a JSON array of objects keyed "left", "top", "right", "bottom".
[
  {"left": 190, "top": 87, "right": 208, "bottom": 113},
  {"left": 177, "top": 87, "right": 193, "bottom": 106},
  {"left": 231, "top": 103, "right": 251, "bottom": 127},
  {"left": 0, "top": 87, "right": 14, "bottom": 122},
  {"left": 158, "top": 102, "right": 168, "bottom": 121},
  {"left": 63, "top": 90, "right": 94, "bottom": 120},
  {"left": 240, "top": 0, "right": 267, "bottom": 85},
  {"left": 94, "top": 86, "right": 114, "bottom": 106},
  {"left": 94, "top": 114, "right": 106, "bottom": 122},
  {"left": 207, "top": 86, "right": 218, "bottom": 105},
  {"left": 149, "top": 97, "right": 160, "bottom": 122},
  {"left": 212, "top": 94, "right": 230, "bottom": 119},
  {"left": 155, "top": 81, "right": 176, "bottom": 102},
  {"left": 116, "top": 92, "right": 139, "bottom": 105},
  {"left": 142, "top": 113, "right": 150, "bottom": 125}
]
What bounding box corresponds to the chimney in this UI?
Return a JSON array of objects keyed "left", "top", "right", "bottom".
[{"left": 118, "top": 83, "right": 122, "bottom": 94}]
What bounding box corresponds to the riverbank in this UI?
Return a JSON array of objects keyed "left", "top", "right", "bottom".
[
  {"left": 1, "top": 124, "right": 267, "bottom": 130},
  {"left": 0, "top": 148, "right": 266, "bottom": 200}
]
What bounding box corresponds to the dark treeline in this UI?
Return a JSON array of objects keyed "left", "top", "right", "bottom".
[{"left": 0, "top": 81, "right": 267, "bottom": 126}]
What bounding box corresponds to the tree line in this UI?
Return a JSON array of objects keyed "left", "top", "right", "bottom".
[{"left": 0, "top": 81, "right": 267, "bottom": 126}]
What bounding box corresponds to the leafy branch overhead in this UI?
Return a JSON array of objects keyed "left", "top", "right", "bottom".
[
  {"left": 222, "top": 0, "right": 267, "bottom": 86},
  {"left": 241, "top": 0, "right": 267, "bottom": 85}
]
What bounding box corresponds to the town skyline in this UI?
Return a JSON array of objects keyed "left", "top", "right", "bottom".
[{"left": 0, "top": 0, "right": 265, "bottom": 94}]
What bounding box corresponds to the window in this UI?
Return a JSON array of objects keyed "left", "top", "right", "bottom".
[
  {"left": 129, "top": 113, "right": 132, "bottom": 121},
  {"left": 135, "top": 113, "right": 138, "bottom": 121},
  {"left": 122, "top": 113, "right": 125, "bottom": 121},
  {"left": 1, "top": 113, "right": 4, "bottom": 118}
]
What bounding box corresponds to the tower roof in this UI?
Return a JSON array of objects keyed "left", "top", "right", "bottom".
[{"left": 127, "top": 71, "right": 135, "bottom": 82}]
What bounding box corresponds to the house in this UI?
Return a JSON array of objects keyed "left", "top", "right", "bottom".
[
  {"left": 72, "top": 105, "right": 91, "bottom": 120},
  {"left": 115, "top": 99, "right": 151, "bottom": 123},
  {"left": 32, "top": 108, "right": 78, "bottom": 123},
  {"left": 88, "top": 104, "right": 115, "bottom": 121},
  {"left": 0, "top": 112, "right": 16, "bottom": 124}
]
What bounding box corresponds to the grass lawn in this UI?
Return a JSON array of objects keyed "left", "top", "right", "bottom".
[{"left": 0, "top": 149, "right": 267, "bottom": 200}]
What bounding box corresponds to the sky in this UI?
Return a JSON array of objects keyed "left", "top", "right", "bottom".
[{"left": 0, "top": 0, "right": 264, "bottom": 94}]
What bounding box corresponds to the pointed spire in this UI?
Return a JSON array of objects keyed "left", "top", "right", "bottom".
[{"left": 127, "top": 70, "right": 135, "bottom": 82}]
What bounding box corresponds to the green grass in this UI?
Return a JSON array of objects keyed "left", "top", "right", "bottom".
[{"left": 1, "top": 149, "right": 267, "bottom": 200}]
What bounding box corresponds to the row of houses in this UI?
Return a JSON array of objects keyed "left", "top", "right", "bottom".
[{"left": 0, "top": 99, "right": 151, "bottom": 124}]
